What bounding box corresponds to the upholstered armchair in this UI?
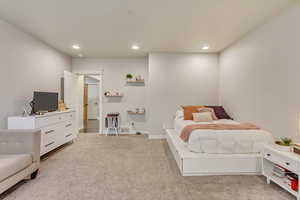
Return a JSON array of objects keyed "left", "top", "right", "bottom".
[{"left": 0, "top": 129, "right": 41, "bottom": 194}]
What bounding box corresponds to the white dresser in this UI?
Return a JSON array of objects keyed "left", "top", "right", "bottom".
[{"left": 8, "top": 110, "right": 77, "bottom": 156}]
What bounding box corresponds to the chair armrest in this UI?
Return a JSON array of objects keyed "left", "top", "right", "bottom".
[{"left": 0, "top": 129, "right": 41, "bottom": 163}]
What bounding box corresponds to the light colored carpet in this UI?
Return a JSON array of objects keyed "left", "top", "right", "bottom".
[{"left": 1, "top": 134, "right": 294, "bottom": 200}]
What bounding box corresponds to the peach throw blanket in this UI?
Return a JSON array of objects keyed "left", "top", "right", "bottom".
[{"left": 180, "top": 123, "right": 260, "bottom": 142}]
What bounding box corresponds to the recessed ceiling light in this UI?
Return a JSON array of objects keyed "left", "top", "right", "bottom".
[
  {"left": 202, "top": 45, "right": 210, "bottom": 50},
  {"left": 131, "top": 45, "right": 140, "bottom": 50},
  {"left": 72, "top": 44, "right": 80, "bottom": 50}
]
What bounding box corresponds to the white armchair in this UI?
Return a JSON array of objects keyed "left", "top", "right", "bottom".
[{"left": 0, "top": 129, "right": 41, "bottom": 194}]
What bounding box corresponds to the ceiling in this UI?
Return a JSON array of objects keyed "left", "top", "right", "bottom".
[{"left": 0, "top": 0, "right": 296, "bottom": 58}]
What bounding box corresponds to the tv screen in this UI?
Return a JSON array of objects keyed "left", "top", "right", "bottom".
[{"left": 33, "top": 92, "right": 58, "bottom": 113}]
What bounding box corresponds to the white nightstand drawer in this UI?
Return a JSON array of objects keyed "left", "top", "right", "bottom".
[{"left": 264, "top": 149, "right": 298, "bottom": 173}]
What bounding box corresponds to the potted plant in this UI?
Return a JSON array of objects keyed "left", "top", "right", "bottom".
[
  {"left": 126, "top": 74, "right": 133, "bottom": 81},
  {"left": 275, "top": 137, "right": 293, "bottom": 152}
]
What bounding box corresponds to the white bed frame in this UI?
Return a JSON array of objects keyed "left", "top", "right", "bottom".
[{"left": 165, "top": 129, "right": 262, "bottom": 176}]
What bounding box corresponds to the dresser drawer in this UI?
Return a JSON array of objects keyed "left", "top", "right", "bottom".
[
  {"left": 64, "top": 112, "right": 75, "bottom": 122},
  {"left": 36, "top": 114, "right": 64, "bottom": 127},
  {"left": 63, "top": 121, "right": 75, "bottom": 141},
  {"left": 40, "top": 124, "right": 60, "bottom": 144},
  {"left": 41, "top": 140, "right": 57, "bottom": 155},
  {"left": 264, "top": 149, "right": 298, "bottom": 173}
]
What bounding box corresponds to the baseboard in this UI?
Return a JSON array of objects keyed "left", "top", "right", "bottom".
[
  {"left": 148, "top": 134, "right": 166, "bottom": 139},
  {"left": 100, "top": 130, "right": 149, "bottom": 135}
]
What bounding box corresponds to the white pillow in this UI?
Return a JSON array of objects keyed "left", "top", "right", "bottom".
[
  {"left": 192, "top": 112, "right": 213, "bottom": 122},
  {"left": 175, "top": 110, "right": 184, "bottom": 119}
]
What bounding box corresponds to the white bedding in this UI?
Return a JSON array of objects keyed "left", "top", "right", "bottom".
[{"left": 174, "top": 118, "right": 274, "bottom": 154}]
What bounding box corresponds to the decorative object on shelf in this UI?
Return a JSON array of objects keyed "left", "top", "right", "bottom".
[
  {"left": 126, "top": 74, "right": 145, "bottom": 83},
  {"left": 127, "top": 107, "right": 146, "bottom": 114},
  {"left": 22, "top": 108, "right": 30, "bottom": 117},
  {"left": 126, "top": 73, "right": 133, "bottom": 81},
  {"left": 104, "top": 91, "right": 123, "bottom": 97},
  {"left": 275, "top": 137, "right": 293, "bottom": 152},
  {"left": 58, "top": 100, "right": 66, "bottom": 111},
  {"left": 22, "top": 100, "right": 32, "bottom": 117},
  {"left": 135, "top": 75, "right": 144, "bottom": 81}
]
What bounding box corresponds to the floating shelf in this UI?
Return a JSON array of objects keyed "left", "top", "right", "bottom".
[
  {"left": 127, "top": 111, "right": 146, "bottom": 115},
  {"left": 126, "top": 80, "right": 145, "bottom": 83},
  {"left": 105, "top": 95, "right": 123, "bottom": 97}
]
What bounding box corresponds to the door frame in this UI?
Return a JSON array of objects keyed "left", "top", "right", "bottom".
[
  {"left": 83, "top": 84, "right": 88, "bottom": 130},
  {"left": 76, "top": 72, "right": 103, "bottom": 134}
]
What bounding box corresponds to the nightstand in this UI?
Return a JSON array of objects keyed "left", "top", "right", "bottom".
[{"left": 262, "top": 145, "right": 300, "bottom": 200}]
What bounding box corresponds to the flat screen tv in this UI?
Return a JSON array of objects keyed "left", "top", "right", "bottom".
[{"left": 33, "top": 92, "right": 58, "bottom": 113}]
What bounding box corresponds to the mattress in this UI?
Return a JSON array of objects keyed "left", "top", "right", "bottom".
[{"left": 174, "top": 118, "right": 274, "bottom": 154}]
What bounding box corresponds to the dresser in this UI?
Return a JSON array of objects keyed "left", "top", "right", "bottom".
[{"left": 8, "top": 110, "right": 77, "bottom": 156}]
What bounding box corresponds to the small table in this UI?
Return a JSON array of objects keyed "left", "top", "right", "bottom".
[{"left": 262, "top": 145, "right": 300, "bottom": 200}]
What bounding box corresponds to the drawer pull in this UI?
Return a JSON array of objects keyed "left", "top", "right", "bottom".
[
  {"left": 45, "top": 130, "right": 54, "bottom": 134},
  {"left": 65, "top": 133, "right": 72, "bottom": 138},
  {"left": 286, "top": 162, "right": 290, "bottom": 166},
  {"left": 266, "top": 153, "right": 271, "bottom": 156},
  {"left": 65, "top": 124, "right": 72, "bottom": 127},
  {"left": 45, "top": 141, "right": 55, "bottom": 147}
]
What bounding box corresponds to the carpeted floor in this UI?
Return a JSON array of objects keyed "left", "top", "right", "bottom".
[{"left": 0, "top": 134, "right": 294, "bottom": 200}]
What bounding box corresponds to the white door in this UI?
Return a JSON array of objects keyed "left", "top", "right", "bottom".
[
  {"left": 87, "top": 84, "right": 99, "bottom": 120},
  {"left": 64, "top": 71, "right": 80, "bottom": 136}
]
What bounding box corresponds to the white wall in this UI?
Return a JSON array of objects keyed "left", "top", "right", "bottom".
[
  {"left": 147, "top": 53, "right": 220, "bottom": 135},
  {"left": 72, "top": 58, "right": 148, "bottom": 133},
  {"left": 219, "top": 3, "right": 300, "bottom": 140},
  {"left": 0, "top": 19, "right": 71, "bottom": 128}
]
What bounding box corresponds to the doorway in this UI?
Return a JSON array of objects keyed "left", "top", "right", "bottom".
[{"left": 83, "top": 75, "right": 100, "bottom": 133}]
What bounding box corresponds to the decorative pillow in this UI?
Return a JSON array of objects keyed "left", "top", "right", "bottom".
[
  {"left": 205, "top": 106, "right": 233, "bottom": 120},
  {"left": 192, "top": 112, "right": 213, "bottom": 122},
  {"left": 181, "top": 105, "right": 204, "bottom": 120},
  {"left": 198, "top": 107, "right": 218, "bottom": 120}
]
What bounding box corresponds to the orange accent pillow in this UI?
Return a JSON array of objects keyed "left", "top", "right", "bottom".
[{"left": 181, "top": 105, "right": 204, "bottom": 120}]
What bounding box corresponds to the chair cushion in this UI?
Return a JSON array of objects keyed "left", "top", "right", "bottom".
[{"left": 0, "top": 154, "right": 32, "bottom": 182}]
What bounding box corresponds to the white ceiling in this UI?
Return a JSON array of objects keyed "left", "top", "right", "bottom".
[{"left": 0, "top": 0, "right": 296, "bottom": 58}]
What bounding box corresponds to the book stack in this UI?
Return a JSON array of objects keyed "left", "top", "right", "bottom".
[
  {"left": 293, "top": 144, "right": 300, "bottom": 155},
  {"left": 272, "top": 164, "right": 298, "bottom": 191},
  {"left": 272, "top": 164, "right": 289, "bottom": 178}
]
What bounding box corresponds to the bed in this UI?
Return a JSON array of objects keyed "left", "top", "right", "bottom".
[
  {"left": 165, "top": 109, "right": 274, "bottom": 176},
  {"left": 174, "top": 117, "right": 273, "bottom": 154}
]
